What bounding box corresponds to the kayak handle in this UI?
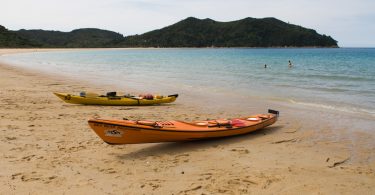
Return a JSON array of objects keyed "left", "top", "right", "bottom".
[
  {"left": 168, "top": 94, "right": 179, "bottom": 98},
  {"left": 268, "top": 109, "right": 279, "bottom": 116}
]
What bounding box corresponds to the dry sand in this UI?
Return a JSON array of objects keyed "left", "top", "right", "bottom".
[{"left": 0, "top": 49, "right": 374, "bottom": 194}]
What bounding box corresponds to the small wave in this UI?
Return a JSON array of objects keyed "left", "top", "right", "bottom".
[
  {"left": 297, "top": 74, "right": 374, "bottom": 82},
  {"left": 304, "top": 86, "right": 350, "bottom": 93},
  {"left": 274, "top": 83, "right": 374, "bottom": 95},
  {"left": 289, "top": 99, "right": 375, "bottom": 117},
  {"left": 273, "top": 84, "right": 294, "bottom": 88}
]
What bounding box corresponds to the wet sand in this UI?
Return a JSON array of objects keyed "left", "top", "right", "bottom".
[{"left": 0, "top": 49, "right": 374, "bottom": 194}]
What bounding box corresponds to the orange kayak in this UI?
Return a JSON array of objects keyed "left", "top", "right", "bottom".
[{"left": 88, "top": 110, "right": 279, "bottom": 144}]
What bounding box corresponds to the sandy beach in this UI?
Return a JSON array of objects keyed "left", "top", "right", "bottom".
[{"left": 1, "top": 49, "right": 374, "bottom": 194}]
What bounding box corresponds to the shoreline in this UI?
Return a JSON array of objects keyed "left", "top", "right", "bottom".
[
  {"left": 1, "top": 48, "right": 374, "bottom": 135},
  {"left": 2, "top": 49, "right": 373, "bottom": 131},
  {"left": 0, "top": 49, "right": 374, "bottom": 194}
]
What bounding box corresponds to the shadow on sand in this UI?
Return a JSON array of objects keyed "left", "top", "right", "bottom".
[{"left": 116, "top": 125, "right": 283, "bottom": 160}]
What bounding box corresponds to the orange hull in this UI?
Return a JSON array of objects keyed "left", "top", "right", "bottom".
[{"left": 88, "top": 110, "right": 279, "bottom": 144}]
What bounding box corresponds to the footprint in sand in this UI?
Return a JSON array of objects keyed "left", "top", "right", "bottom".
[
  {"left": 179, "top": 185, "right": 202, "bottom": 194},
  {"left": 142, "top": 179, "right": 165, "bottom": 191},
  {"left": 43, "top": 176, "right": 58, "bottom": 184},
  {"left": 11, "top": 173, "right": 22, "bottom": 180},
  {"left": 6, "top": 125, "right": 19, "bottom": 130},
  {"left": 68, "top": 145, "right": 87, "bottom": 152},
  {"left": 16, "top": 173, "right": 41, "bottom": 182},
  {"left": 230, "top": 148, "right": 250, "bottom": 154},
  {"left": 198, "top": 173, "right": 213, "bottom": 181},
  {"left": 172, "top": 153, "right": 190, "bottom": 164},
  {"left": 5, "top": 136, "right": 17, "bottom": 141},
  {"left": 99, "top": 168, "right": 117, "bottom": 174},
  {"left": 58, "top": 145, "right": 87, "bottom": 152},
  {"left": 21, "top": 154, "right": 37, "bottom": 162}
]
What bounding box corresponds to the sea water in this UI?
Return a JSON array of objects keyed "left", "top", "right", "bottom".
[{"left": 1, "top": 48, "right": 374, "bottom": 124}]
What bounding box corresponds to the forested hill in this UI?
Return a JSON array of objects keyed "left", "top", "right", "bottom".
[
  {"left": 0, "top": 25, "right": 38, "bottom": 47},
  {"left": 15, "top": 28, "right": 124, "bottom": 48},
  {"left": 121, "top": 17, "right": 338, "bottom": 47},
  {"left": 0, "top": 17, "right": 338, "bottom": 48}
]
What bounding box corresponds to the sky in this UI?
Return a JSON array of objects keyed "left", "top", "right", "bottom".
[{"left": 1, "top": 0, "right": 374, "bottom": 47}]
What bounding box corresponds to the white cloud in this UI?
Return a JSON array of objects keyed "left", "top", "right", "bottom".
[{"left": 0, "top": 0, "right": 374, "bottom": 46}]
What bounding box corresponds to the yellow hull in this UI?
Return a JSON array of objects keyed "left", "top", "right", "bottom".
[
  {"left": 88, "top": 110, "right": 279, "bottom": 144},
  {"left": 53, "top": 92, "right": 178, "bottom": 106}
]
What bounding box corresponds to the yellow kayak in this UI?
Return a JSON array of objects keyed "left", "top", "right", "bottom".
[{"left": 53, "top": 92, "right": 178, "bottom": 106}]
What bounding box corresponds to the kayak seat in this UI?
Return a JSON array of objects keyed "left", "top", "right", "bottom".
[
  {"left": 137, "top": 120, "right": 163, "bottom": 128},
  {"left": 137, "top": 120, "right": 156, "bottom": 126}
]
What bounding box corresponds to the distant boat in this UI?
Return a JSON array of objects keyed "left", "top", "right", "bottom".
[
  {"left": 53, "top": 92, "right": 178, "bottom": 106},
  {"left": 88, "top": 110, "right": 279, "bottom": 144}
]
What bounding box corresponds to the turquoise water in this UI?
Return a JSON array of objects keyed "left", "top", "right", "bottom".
[{"left": 1, "top": 48, "right": 375, "bottom": 119}]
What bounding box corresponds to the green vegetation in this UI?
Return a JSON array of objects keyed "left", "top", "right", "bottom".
[
  {"left": 16, "top": 28, "right": 123, "bottom": 48},
  {"left": 1, "top": 17, "right": 338, "bottom": 48},
  {"left": 0, "top": 25, "right": 38, "bottom": 48},
  {"left": 121, "top": 17, "right": 338, "bottom": 47}
]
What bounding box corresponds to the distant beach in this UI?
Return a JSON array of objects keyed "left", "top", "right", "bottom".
[{"left": 0, "top": 48, "right": 374, "bottom": 194}]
